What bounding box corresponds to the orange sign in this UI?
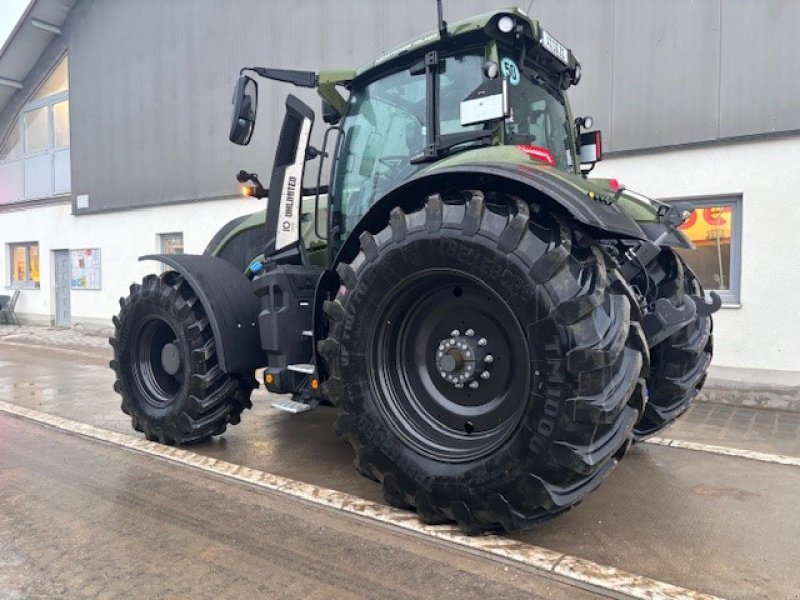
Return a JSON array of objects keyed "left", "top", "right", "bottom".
[{"left": 679, "top": 205, "right": 732, "bottom": 245}]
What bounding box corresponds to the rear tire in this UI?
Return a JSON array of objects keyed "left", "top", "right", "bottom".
[
  {"left": 318, "top": 191, "right": 646, "bottom": 533},
  {"left": 634, "top": 251, "right": 713, "bottom": 440},
  {"left": 110, "top": 271, "right": 254, "bottom": 445}
]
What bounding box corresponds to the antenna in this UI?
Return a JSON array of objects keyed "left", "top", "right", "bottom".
[{"left": 436, "top": 0, "right": 447, "bottom": 36}]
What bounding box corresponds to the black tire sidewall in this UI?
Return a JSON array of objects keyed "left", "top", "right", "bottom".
[
  {"left": 338, "top": 228, "right": 568, "bottom": 494},
  {"left": 117, "top": 288, "right": 194, "bottom": 426}
]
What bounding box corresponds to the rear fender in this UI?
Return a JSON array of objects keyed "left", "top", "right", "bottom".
[
  {"left": 140, "top": 254, "right": 267, "bottom": 373},
  {"left": 334, "top": 165, "right": 649, "bottom": 265}
]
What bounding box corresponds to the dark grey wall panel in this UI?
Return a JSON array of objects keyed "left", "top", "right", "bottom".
[
  {"left": 719, "top": 0, "right": 800, "bottom": 138},
  {"left": 61, "top": 0, "right": 800, "bottom": 213},
  {"left": 70, "top": 0, "right": 330, "bottom": 213},
  {"left": 611, "top": 0, "right": 720, "bottom": 152}
]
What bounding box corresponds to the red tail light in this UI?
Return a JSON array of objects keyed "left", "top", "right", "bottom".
[{"left": 516, "top": 144, "right": 556, "bottom": 167}]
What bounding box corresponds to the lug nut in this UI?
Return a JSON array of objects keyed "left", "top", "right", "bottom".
[
  {"left": 465, "top": 329, "right": 475, "bottom": 337},
  {"left": 478, "top": 338, "right": 487, "bottom": 346},
  {"left": 484, "top": 354, "right": 494, "bottom": 364},
  {"left": 440, "top": 371, "right": 446, "bottom": 378},
  {"left": 480, "top": 371, "right": 490, "bottom": 380},
  {"left": 450, "top": 329, "right": 460, "bottom": 337},
  {"left": 469, "top": 381, "right": 479, "bottom": 389},
  {"left": 454, "top": 383, "right": 464, "bottom": 389}
]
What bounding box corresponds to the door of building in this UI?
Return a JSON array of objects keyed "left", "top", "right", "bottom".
[{"left": 54, "top": 250, "right": 70, "bottom": 327}]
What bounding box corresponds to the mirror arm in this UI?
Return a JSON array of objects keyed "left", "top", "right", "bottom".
[{"left": 243, "top": 67, "right": 318, "bottom": 88}]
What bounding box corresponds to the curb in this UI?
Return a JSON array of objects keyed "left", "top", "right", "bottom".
[{"left": 698, "top": 380, "right": 800, "bottom": 414}]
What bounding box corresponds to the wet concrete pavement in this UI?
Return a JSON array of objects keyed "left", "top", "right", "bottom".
[
  {"left": 1, "top": 337, "right": 799, "bottom": 598},
  {"left": 1, "top": 414, "right": 594, "bottom": 600}
]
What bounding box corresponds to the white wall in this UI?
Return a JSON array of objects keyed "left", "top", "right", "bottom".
[
  {"left": 595, "top": 133, "right": 800, "bottom": 371},
  {"left": 1, "top": 197, "right": 262, "bottom": 330},
  {"left": 4, "top": 133, "right": 800, "bottom": 372}
]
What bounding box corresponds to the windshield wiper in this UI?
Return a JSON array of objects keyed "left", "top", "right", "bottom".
[{"left": 410, "top": 129, "right": 494, "bottom": 164}]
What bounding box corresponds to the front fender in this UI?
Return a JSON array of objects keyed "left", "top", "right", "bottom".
[
  {"left": 334, "top": 162, "right": 647, "bottom": 265},
  {"left": 140, "top": 254, "right": 266, "bottom": 374}
]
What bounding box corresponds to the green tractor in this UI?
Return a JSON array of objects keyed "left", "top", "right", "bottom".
[{"left": 110, "top": 5, "right": 719, "bottom": 533}]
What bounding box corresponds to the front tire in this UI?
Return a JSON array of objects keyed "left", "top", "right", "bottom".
[
  {"left": 319, "top": 191, "right": 646, "bottom": 533},
  {"left": 110, "top": 271, "right": 254, "bottom": 445}
]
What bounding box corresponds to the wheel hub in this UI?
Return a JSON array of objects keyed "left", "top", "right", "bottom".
[
  {"left": 370, "top": 271, "right": 531, "bottom": 462},
  {"left": 160, "top": 341, "right": 182, "bottom": 375},
  {"left": 434, "top": 329, "right": 493, "bottom": 389}
]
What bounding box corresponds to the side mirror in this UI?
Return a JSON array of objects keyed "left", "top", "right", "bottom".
[
  {"left": 460, "top": 78, "right": 509, "bottom": 126},
  {"left": 229, "top": 75, "right": 258, "bottom": 145},
  {"left": 579, "top": 130, "right": 602, "bottom": 172}
]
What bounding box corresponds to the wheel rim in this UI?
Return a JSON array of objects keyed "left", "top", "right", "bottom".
[
  {"left": 131, "top": 316, "right": 183, "bottom": 407},
  {"left": 369, "top": 270, "right": 531, "bottom": 462}
]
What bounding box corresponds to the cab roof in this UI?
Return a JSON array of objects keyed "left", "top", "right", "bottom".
[{"left": 353, "top": 6, "right": 562, "bottom": 81}]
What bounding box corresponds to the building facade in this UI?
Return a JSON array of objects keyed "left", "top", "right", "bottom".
[{"left": 1, "top": 0, "right": 799, "bottom": 372}]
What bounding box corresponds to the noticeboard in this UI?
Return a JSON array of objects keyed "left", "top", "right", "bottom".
[{"left": 70, "top": 248, "right": 102, "bottom": 290}]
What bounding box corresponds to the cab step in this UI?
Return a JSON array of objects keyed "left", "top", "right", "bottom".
[
  {"left": 271, "top": 398, "right": 316, "bottom": 414},
  {"left": 287, "top": 363, "right": 315, "bottom": 374}
]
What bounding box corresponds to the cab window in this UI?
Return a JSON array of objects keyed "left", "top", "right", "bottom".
[{"left": 332, "top": 53, "right": 484, "bottom": 236}]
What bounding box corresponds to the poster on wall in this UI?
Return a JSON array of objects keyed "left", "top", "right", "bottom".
[{"left": 70, "top": 248, "right": 102, "bottom": 290}]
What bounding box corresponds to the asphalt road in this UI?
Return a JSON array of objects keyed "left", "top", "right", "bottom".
[{"left": 1, "top": 340, "right": 799, "bottom": 599}]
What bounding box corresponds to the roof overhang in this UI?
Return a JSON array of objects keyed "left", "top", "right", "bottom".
[{"left": 0, "top": 0, "right": 76, "bottom": 115}]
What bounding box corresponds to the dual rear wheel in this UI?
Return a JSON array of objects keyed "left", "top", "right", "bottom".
[{"left": 318, "top": 191, "right": 648, "bottom": 532}]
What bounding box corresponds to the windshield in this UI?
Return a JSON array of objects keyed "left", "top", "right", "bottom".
[
  {"left": 332, "top": 53, "right": 484, "bottom": 236},
  {"left": 502, "top": 55, "right": 574, "bottom": 171}
]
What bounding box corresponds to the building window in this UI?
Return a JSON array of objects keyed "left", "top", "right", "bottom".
[
  {"left": 0, "top": 55, "right": 70, "bottom": 205},
  {"left": 160, "top": 232, "right": 184, "bottom": 255},
  {"left": 23, "top": 106, "right": 49, "bottom": 154},
  {"left": 54, "top": 100, "right": 70, "bottom": 147},
  {"left": 9, "top": 242, "right": 40, "bottom": 289},
  {"left": 671, "top": 196, "right": 742, "bottom": 305},
  {"left": 159, "top": 233, "right": 184, "bottom": 272}
]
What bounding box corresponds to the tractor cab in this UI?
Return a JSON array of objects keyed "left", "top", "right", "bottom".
[{"left": 228, "top": 8, "right": 602, "bottom": 264}]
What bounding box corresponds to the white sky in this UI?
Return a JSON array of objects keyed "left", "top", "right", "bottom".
[{"left": 0, "top": 0, "right": 31, "bottom": 50}]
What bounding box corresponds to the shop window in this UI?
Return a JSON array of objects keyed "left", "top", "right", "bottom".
[
  {"left": 9, "top": 242, "right": 40, "bottom": 289},
  {"left": 671, "top": 196, "right": 742, "bottom": 305}
]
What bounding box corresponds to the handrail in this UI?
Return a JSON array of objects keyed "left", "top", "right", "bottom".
[{"left": 314, "top": 124, "right": 342, "bottom": 242}]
